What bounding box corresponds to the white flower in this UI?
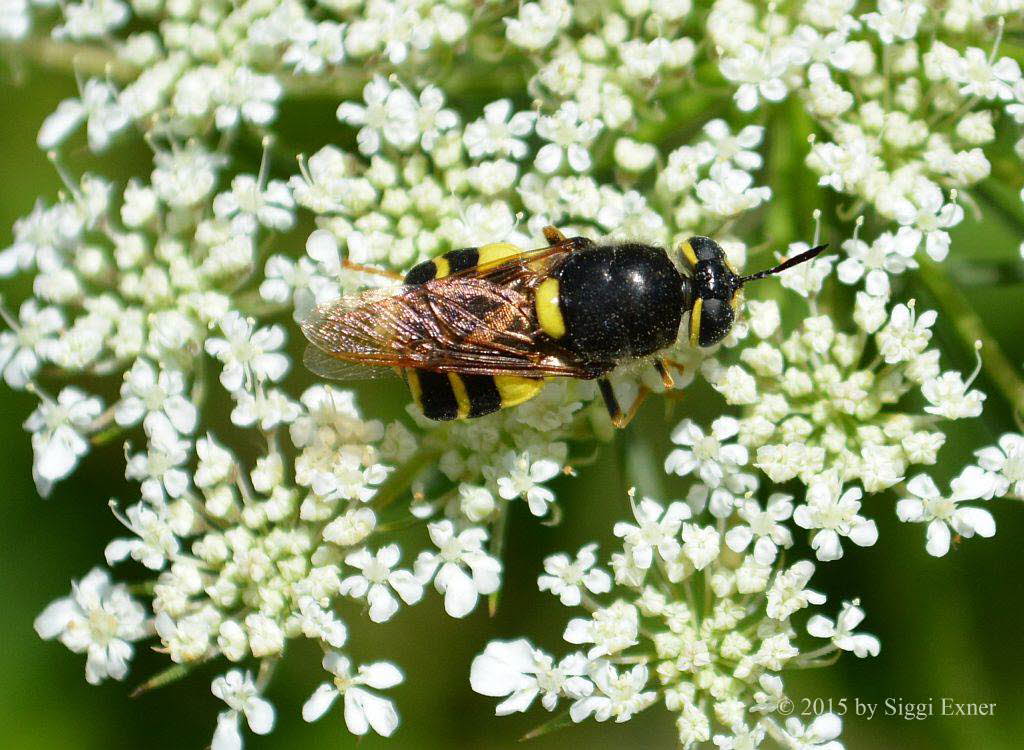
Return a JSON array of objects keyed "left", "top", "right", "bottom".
[
  {"left": 37, "top": 78, "right": 129, "bottom": 152},
  {"left": 302, "top": 653, "right": 402, "bottom": 737},
  {"left": 25, "top": 386, "right": 102, "bottom": 495},
  {"left": 340, "top": 544, "right": 423, "bottom": 623},
  {"left": 807, "top": 601, "right": 880, "bottom": 658},
  {"left": 534, "top": 101, "right": 602, "bottom": 173},
  {"left": 210, "top": 670, "right": 275, "bottom": 750},
  {"left": 782, "top": 713, "right": 844, "bottom": 750},
  {"left": 922, "top": 371, "right": 986, "bottom": 419},
  {"left": 538, "top": 543, "right": 612, "bottom": 606},
  {"left": 0, "top": 299, "right": 62, "bottom": 388},
  {"left": 213, "top": 175, "right": 296, "bottom": 234},
  {"left": 105, "top": 502, "right": 180, "bottom": 570},
  {"left": 125, "top": 424, "right": 191, "bottom": 503},
  {"left": 495, "top": 450, "right": 561, "bottom": 516},
  {"left": 718, "top": 44, "right": 790, "bottom": 112},
  {"left": 115, "top": 359, "right": 197, "bottom": 435},
  {"left": 836, "top": 229, "right": 918, "bottom": 296},
  {"left": 205, "top": 312, "right": 289, "bottom": 394},
  {"left": 766, "top": 561, "right": 826, "bottom": 621},
  {"left": 793, "top": 481, "right": 878, "bottom": 561},
  {"left": 414, "top": 520, "right": 501, "bottom": 618},
  {"left": 613, "top": 497, "right": 690, "bottom": 569},
  {"left": 463, "top": 99, "right": 536, "bottom": 160},
  {"left": 702, "top": 119, "right": 764, "bottom": 170},
  {"left": 471, "top": 639, "right": 591, "bottom": 715},
  {"left": 34, "top": 567, "right": 147, "bottom": 684},
  {"left": 151, "top": 143, "right": 225, "bottom": 208},
  {"left": 563, "top": 600, "right": 639, "bottom": 658},
  {"left": 212, "top": 66, "right": 282, "bottom": 130},
  {"left": 975, "top": 433, "right": 1024, "bottom": 498},
  {"left": 897, "top": 467, "right": 996, "bottom": 557},
  {"left": 952, "top": 47, "right": 1021, "bottom": 101},
  {"left": 337, "top": 76, "right": 419, "bottom": 155},
  {"left": 863, "top": 0, "right": 926, "bottom": 44},
  {"left": 569, "top": 661, "right": 657, "bottom": 723},
  {"left": 892, "top": 183, "right": 963, "bottom": 263},
  {"left": 876, "top": 302, "right": 936, "bottom": 364},
  {"left": 724, "top": 493, "right": 794, "bottom": 565},
  {"left": 665, "top": 417, "right": 748, "bottom": 487},
  {"left": 696, "top": 163, "right": 771, "bottom": 218}
]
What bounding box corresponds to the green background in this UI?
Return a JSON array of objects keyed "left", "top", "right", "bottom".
[{"left": 2, "top": 65, "right": 1024, "bottom": 750}]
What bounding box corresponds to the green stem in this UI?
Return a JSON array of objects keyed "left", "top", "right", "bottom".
[
  {"left": 916, "top": 258, "right": 1024, "bottom": 417},
  {"left": 371, "top": 443, "right": 442, "bottom": 512}
]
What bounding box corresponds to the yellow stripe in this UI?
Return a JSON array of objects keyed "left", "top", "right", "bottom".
[
  {"left": 730, "top": 287, "right": 744, "bottom": 314},
  {"left": 406, "top": 369, "right": 423, "bottom": 408},
  {"left": 494, "top": 376, "right": 545, "bottom": 408},
  {"left": 477, "top": 242, "right": 519, "bottom": 267},
  {"left": 689, "top": 297, "right": 702, "bottom": 348},
  {"left": 448, "top": 373, "right": 471, "bottom": 420},
  {"left": 680, "top": 240, "right": 698, "bottom": 269},
  {"left": 535, "top": 277, "right": 566, "bottom": 339},
  {"left": 433, "top": 257, "right": 451, "bottom": 279}
]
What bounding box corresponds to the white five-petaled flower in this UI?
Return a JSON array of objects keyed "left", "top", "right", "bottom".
[
  {"left": 724, "top": 493, "right": 794, "bottom": 565},
  {"left": 24, "top": 386, "right": 102, "bottom": 495},
  {"left": 766, "top": 560, "right": 826, "bottom": 621},
  {"left": 0, "top": 299, "right": 62, "bottom": 388},
  {"left": 34, "top": 567, "right": 148, "bottom": 684},
  {"left": 205, "top": 312, "right": 289, "bottom": 394},
  {"left": 836, "top": 228, "right": 918, "bottom": 297},
  {"left": 534, "top": 101, "right": 602, "bottom": 174},
  {"left": 569, "top": 661, "right": 657, "bottom": 723},
  {"left": 975, "top": 433, "right": 1024, "bottom": 498},
  {"left": 37, "top": 78, "right": 129, "bottom": 152},
  {"left": 782, "top": 712, "right": 844, "bottom": 750},
  {"left": 302, "top": 653, "right": 402, "bottom": 737},
  {"left": 718, "top": 43, "right": 790, "bottom": 112},
  {"left": 793, "top": 481, "right": 879, "bottom": 562},
  {"left": 105, "top": 501, "right": 180, "bottom": 570},
  {"left": 563, "top": 600, "right": 639, "bottom": 658},
  {"left": 613, "top": 497, "right": 690, "bottom": 570},
  {"left": 210, "top": 670, "right": 275, "bottom": 750},
  {"left": 807, "top": 600, "right": 881, "bottom": 658},
  {"left": 896, "top": 467, "right": 996, "bottom": 557},
  {"left": 212, "top": 175, "right": 296, "bottom": 235},
  {"left": 538, "top": 543, "right": 612, "bottom": 606},
  {"left": 665, "top": 417, "right": 748, "bottom": 488},
  {"left": 875, "top": 302, "right": 936, "bottom": 364},
  {"left": 340, "top": 544, "right": 423, "bottom": 622},
  {"left": 414, "top": 520, "right": 501, "bottom": 618},
  {"left": 463, "top": 99, "right": 536, "bottom": 159},
  {"left": 470, "top": 639, "right": 592, "bottom": 715},
  {"left": 115, "top": 358, "right": 197, "bottom": 435},
  {"left": 495, "top": 450, "right": 561, "bottom": 516}
]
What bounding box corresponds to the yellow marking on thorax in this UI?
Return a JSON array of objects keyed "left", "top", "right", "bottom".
[
  {"left": 689, "top": 297, "right": 703, "bottom": 348},
  {"left": 535, "top": 277, "right": 566, "bottom": 339},
  {"left": 448, "top": 373, "right": 471, "bottom": 420},
  {"left": 494, "top": 376, "right": 545, "bottom": 408},
  {"left": 477, "top": 242, "right": 520, "bottom": 266},
  {"left": 433, "top": 256, "right": 451, "bottom": 279},
  {"left": 405, "top": 369, "right": 423, "bottom": 408},
  {"left": 679, "top": 240, "right": 698, "bottom": 269}
]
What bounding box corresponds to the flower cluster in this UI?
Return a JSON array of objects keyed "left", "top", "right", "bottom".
[
  {"left": 473, "top": 492, "right": 880, "bottom": 747},
  {"left": 3, "top": 0, "right": 1023, "bottom": 748}
]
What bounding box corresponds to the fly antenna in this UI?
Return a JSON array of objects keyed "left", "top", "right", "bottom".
[{"left": 739, "top": 244, "right": 828, "bottom": 285}]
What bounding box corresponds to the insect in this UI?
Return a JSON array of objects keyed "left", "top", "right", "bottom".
[{"left": 301, "top": 227, "right": 826, "bottom": 427}]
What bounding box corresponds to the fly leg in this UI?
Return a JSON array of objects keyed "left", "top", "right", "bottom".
[
  {"left": 542, "top": 226, "right": 567, "bottom": 245},
  {"left": 342, "top": 260, "right": 404, "bottom": 281},
  {"left": 598, "top": 378, "right": 650, "bottom": 429}
]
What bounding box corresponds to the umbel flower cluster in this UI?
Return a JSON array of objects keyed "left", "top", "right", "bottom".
[{"left": 2, "top": 0, "right": 1024, "bottom": 747}]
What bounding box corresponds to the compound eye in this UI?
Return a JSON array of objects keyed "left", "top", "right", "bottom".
[{"left": 690, "top": 296, "right": 735, "bottom": 348}]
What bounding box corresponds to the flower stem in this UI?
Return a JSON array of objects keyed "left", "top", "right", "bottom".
[{"left": 915, "top": 258, "right": 1024, "bottom": 418}]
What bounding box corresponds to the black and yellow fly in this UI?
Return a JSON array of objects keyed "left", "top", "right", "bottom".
[{"left": 301, "top": 227, "right": 825, "bottom": 427}]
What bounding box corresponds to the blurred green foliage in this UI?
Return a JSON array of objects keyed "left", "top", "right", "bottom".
[{"left": 1, "top": 65, "right": 1024, "bottom": 750}]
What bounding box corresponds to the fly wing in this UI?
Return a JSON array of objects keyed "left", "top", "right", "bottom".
[{"left": 300, "top": 276, "right": 590, "bottom": 378}]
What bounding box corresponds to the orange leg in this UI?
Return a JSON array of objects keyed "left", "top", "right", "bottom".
[
  {"left": 543, "top": 226, "right": 568, "bottom": 245},
  {"left": 598, "top": 378, "right": 650, "bottom": 429},
  {"left": 342, "top": 260, "right": 404, "bottom": 281},
  {"left": 654, "top": 358, "right": 675, "bottom": 389}
]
